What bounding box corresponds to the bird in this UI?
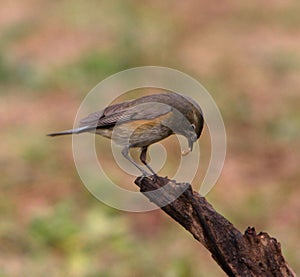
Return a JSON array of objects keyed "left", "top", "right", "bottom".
[{"left": 47, "top": 92, "right": 204, "bottom": 176}]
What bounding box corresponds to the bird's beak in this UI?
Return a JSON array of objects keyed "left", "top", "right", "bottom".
[
  {"left": 181, "top": 138, "right": 194, "bottom": 156},
  {"left": 189, "top": 138, "right": 194, "bottom": 152}
]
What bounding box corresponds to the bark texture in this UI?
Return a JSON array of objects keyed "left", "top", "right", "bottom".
[{"left": 135, "top": 176, "right": 295, "bottom": 277}]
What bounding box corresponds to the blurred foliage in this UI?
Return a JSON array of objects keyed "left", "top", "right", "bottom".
[{"left": 0, "top": 0, "right": 299, "bottom": 276}]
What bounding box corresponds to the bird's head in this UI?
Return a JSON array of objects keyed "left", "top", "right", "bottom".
[
  {"left": 172, "top": 94, "right": 204, "bottom": 155},
  {"left": 149, "top": 92, "right": 204, "bottom": 155}
]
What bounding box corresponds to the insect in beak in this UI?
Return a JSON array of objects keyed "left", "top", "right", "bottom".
[{"left": 181, "top": 138, "right": 193, "bottom": 156}]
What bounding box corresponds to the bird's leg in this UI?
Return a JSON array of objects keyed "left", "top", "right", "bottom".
[
  {"left": 122, "top": 146, "right": 149, "bottom": 176},
  {"left": 140, "top": 146, "right": 157, "bottom": 176}
]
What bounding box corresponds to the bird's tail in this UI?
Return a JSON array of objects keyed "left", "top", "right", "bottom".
[{"left": 47, "top": 126, "right": 94, "bottom": 137}]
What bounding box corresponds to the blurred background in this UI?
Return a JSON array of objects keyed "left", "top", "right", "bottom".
[{"left": 1, "top": 1, "right": 300, "bottom": 276}]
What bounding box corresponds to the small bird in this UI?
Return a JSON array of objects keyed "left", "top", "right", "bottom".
[{"left": 48, "top": 92, "right": 204, "bottom": 176}]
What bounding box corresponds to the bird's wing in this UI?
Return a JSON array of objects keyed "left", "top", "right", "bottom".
[
  {"left": 79, "top": 102, "right": 172, "bottom": 128},
  {"left": 79, "top": 110, "right": 104, "bottom": 128},
  {"left": 127, "top": 103, "right": 172, "bottom": 121}
]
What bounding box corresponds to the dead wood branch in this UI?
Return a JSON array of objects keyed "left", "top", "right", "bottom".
[{"left": 135, "top": 176, "right": 295, "bottom": 277}]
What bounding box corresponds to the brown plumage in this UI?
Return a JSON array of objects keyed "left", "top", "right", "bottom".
[{"left": 48, "top": 92, "right": 204, "bottom": 175}]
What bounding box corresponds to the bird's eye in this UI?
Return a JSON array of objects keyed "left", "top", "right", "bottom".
[{"left": 191, "top": 123, "right": 196, "bottom": 130}]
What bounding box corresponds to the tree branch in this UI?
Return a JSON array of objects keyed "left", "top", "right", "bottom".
[{"left": 135, "top": 176, "right": 295, "bottom": 277}]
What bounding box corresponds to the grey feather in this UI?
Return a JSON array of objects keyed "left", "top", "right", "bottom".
[{"left": 79, "top": 102, "right": 172, "bottom": 129}]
